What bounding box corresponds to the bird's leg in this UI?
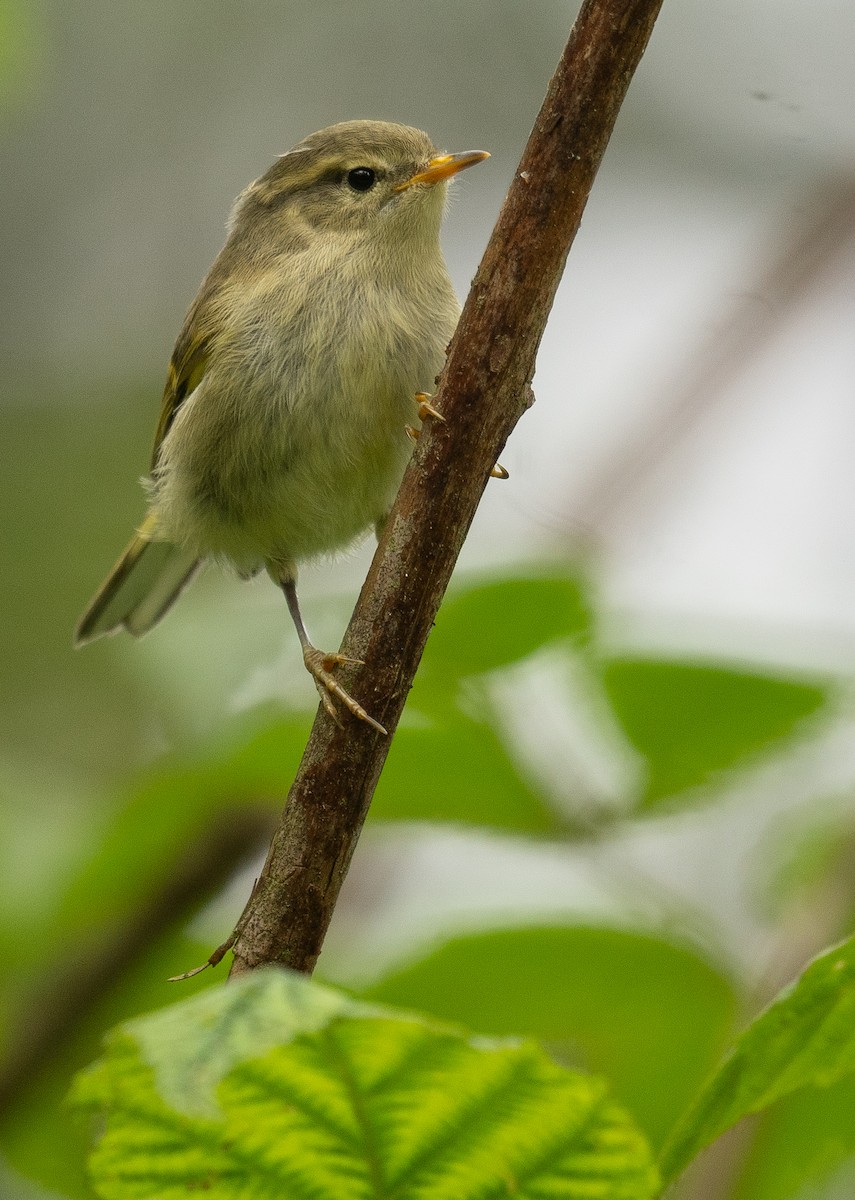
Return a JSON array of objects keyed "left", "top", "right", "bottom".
[
  {"left": 280, "top": 577, "right": 387, "bottom": 736},
  {"left": 407, "top": 391, "right": 509, "bottom": 479}
]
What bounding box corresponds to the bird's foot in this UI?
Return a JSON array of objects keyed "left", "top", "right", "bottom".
[
  {"left": 302, "top": 646, "right": 387, "bottom": 736},
  {"left": 406, "top": 391, "right": 446, "bottom": 441},
  {"left": 408, "top": 392, "right": 508, "bottom": 478},
  {"left": 415, "top": 391, "right": 446, "bottom": 423}
]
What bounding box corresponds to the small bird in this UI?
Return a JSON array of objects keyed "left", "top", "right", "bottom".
[{"left": 75, "top": 120, "right": 489, "bottom": 734}]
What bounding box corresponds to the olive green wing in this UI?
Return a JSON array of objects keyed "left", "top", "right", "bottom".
[
  {"left": 77, "top": 301, "right": 214, "bottom": 644},
  {"left": 150, "top": 306, "right": 214, "bottom": 472},
  {"left": 76, "top": 282, "right": 226, "bottom": 645}
]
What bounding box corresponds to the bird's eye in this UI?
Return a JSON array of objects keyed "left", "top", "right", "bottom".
[{"left": 346, "top": 167, "right": 377, "bottom": 192}]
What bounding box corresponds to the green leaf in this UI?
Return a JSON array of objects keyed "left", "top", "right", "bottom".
[
  {"left": 731, "top": 1077, "right": 855, "bottom": 1200},
  {"left": 601, "top": 659, "right": 829, "bottom": 807},
  {"left": 421, "top": 572, "right": 592, "bottom": 684},
  {"left": 660, "top": 933, "right": 855, "bottom": 1184},
  {"left": 371, "top": 716, "right": 558, "bottom": 832},
  {"left": 365, "top": 926, "right": 736, "bottom": 1149},
  {"left": 72, "top": 968, "right": 658, "bottom": 1199}
]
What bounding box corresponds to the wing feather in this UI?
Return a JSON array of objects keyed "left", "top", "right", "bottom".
[{"left": 150, "top": 316, "right": 212, "bottom": 471}]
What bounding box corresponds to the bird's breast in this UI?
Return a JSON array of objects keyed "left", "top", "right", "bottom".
[{"left": 154, "top": 262, "right": 457, "bottom": 567}]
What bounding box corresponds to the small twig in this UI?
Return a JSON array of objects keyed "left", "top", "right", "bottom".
[
  {"left": 230, "top": 0, "right": 666, "bottom": 977},
  {"left": 168, "top": 875, "right": 261, "bottom": 981}
]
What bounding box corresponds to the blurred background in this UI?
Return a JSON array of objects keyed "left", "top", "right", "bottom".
[{"left": 2, "top": 0, "right": 855, "bottom": 1196}]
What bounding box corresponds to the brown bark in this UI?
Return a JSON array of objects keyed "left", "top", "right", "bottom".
[{"left": 230, "top": 0, "right": 665, "bottom": 976}]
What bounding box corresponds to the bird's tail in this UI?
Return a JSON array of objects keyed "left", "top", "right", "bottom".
[{"left": 75, "top": 515, "right": 201, "bottom": 645}]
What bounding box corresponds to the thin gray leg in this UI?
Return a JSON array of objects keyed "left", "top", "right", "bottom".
[{"left": 279, "top": 577, "right": 387, "bottom": 736}]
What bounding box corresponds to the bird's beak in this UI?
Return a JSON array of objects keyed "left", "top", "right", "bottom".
[{"left": 395, "top": 150, "right": 490, "bottom": 191}]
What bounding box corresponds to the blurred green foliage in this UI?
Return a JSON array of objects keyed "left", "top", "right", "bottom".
[
  {"left": 661, "top": 932, "right": 855, "bottom": 1185},
  {"left": 420, "top": 573, "right": 592, "bottom": 684},
  {"left": 0, "top": 0, "right": 43, "bottom": 111},
  {"left": 366, "top": 926, "right": 736, "bottom": 1150},
  {"left": 373, "top": 715, "right": 558, "bottom": 831},
  {"left": 1, "top": 392, "right": 852, "bottom": 1198},
  {"left": 2, "top": 928, "right": 216, "bottom": 1200},
  {"left": 1, "top": 399, "right": 156, "bottom": 778},
  {"left": 732, "top": 1077, "right": 855, "bottom": 1200},
  {"left": 65, "top": 940, "right": 855, "bottom": 1197},
  {"left": 3, "top": 0, "right": 853, "bottom": 1191},
  {"left": 601, "top": 659, "right": 829, "bottom": 809}
]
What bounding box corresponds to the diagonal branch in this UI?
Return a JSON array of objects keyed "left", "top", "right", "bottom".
[{"left": 229, "top": 0, "right": 665, "bottom": 977}]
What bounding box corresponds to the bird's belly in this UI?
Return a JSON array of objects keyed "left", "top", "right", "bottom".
[{"left": 152, "top": 366, "right": 417, "bottom": 571}]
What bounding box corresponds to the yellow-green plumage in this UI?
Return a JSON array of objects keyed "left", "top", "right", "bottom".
[{"left": 75, "top": 120, "right": 488, "bottom": 728}]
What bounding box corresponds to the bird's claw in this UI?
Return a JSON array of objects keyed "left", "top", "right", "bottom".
[
  {"left": 408, "top": 392, "right": 507, "bottom": 479},
  {"left": 320, "top": 652, "right": 365, "bottom": 670},
  {"left": 302, "top": 647, "right": 387, "bottom": 735},
  {"left": 415, "top": 391, "right": 446, "bottom": 423}
]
